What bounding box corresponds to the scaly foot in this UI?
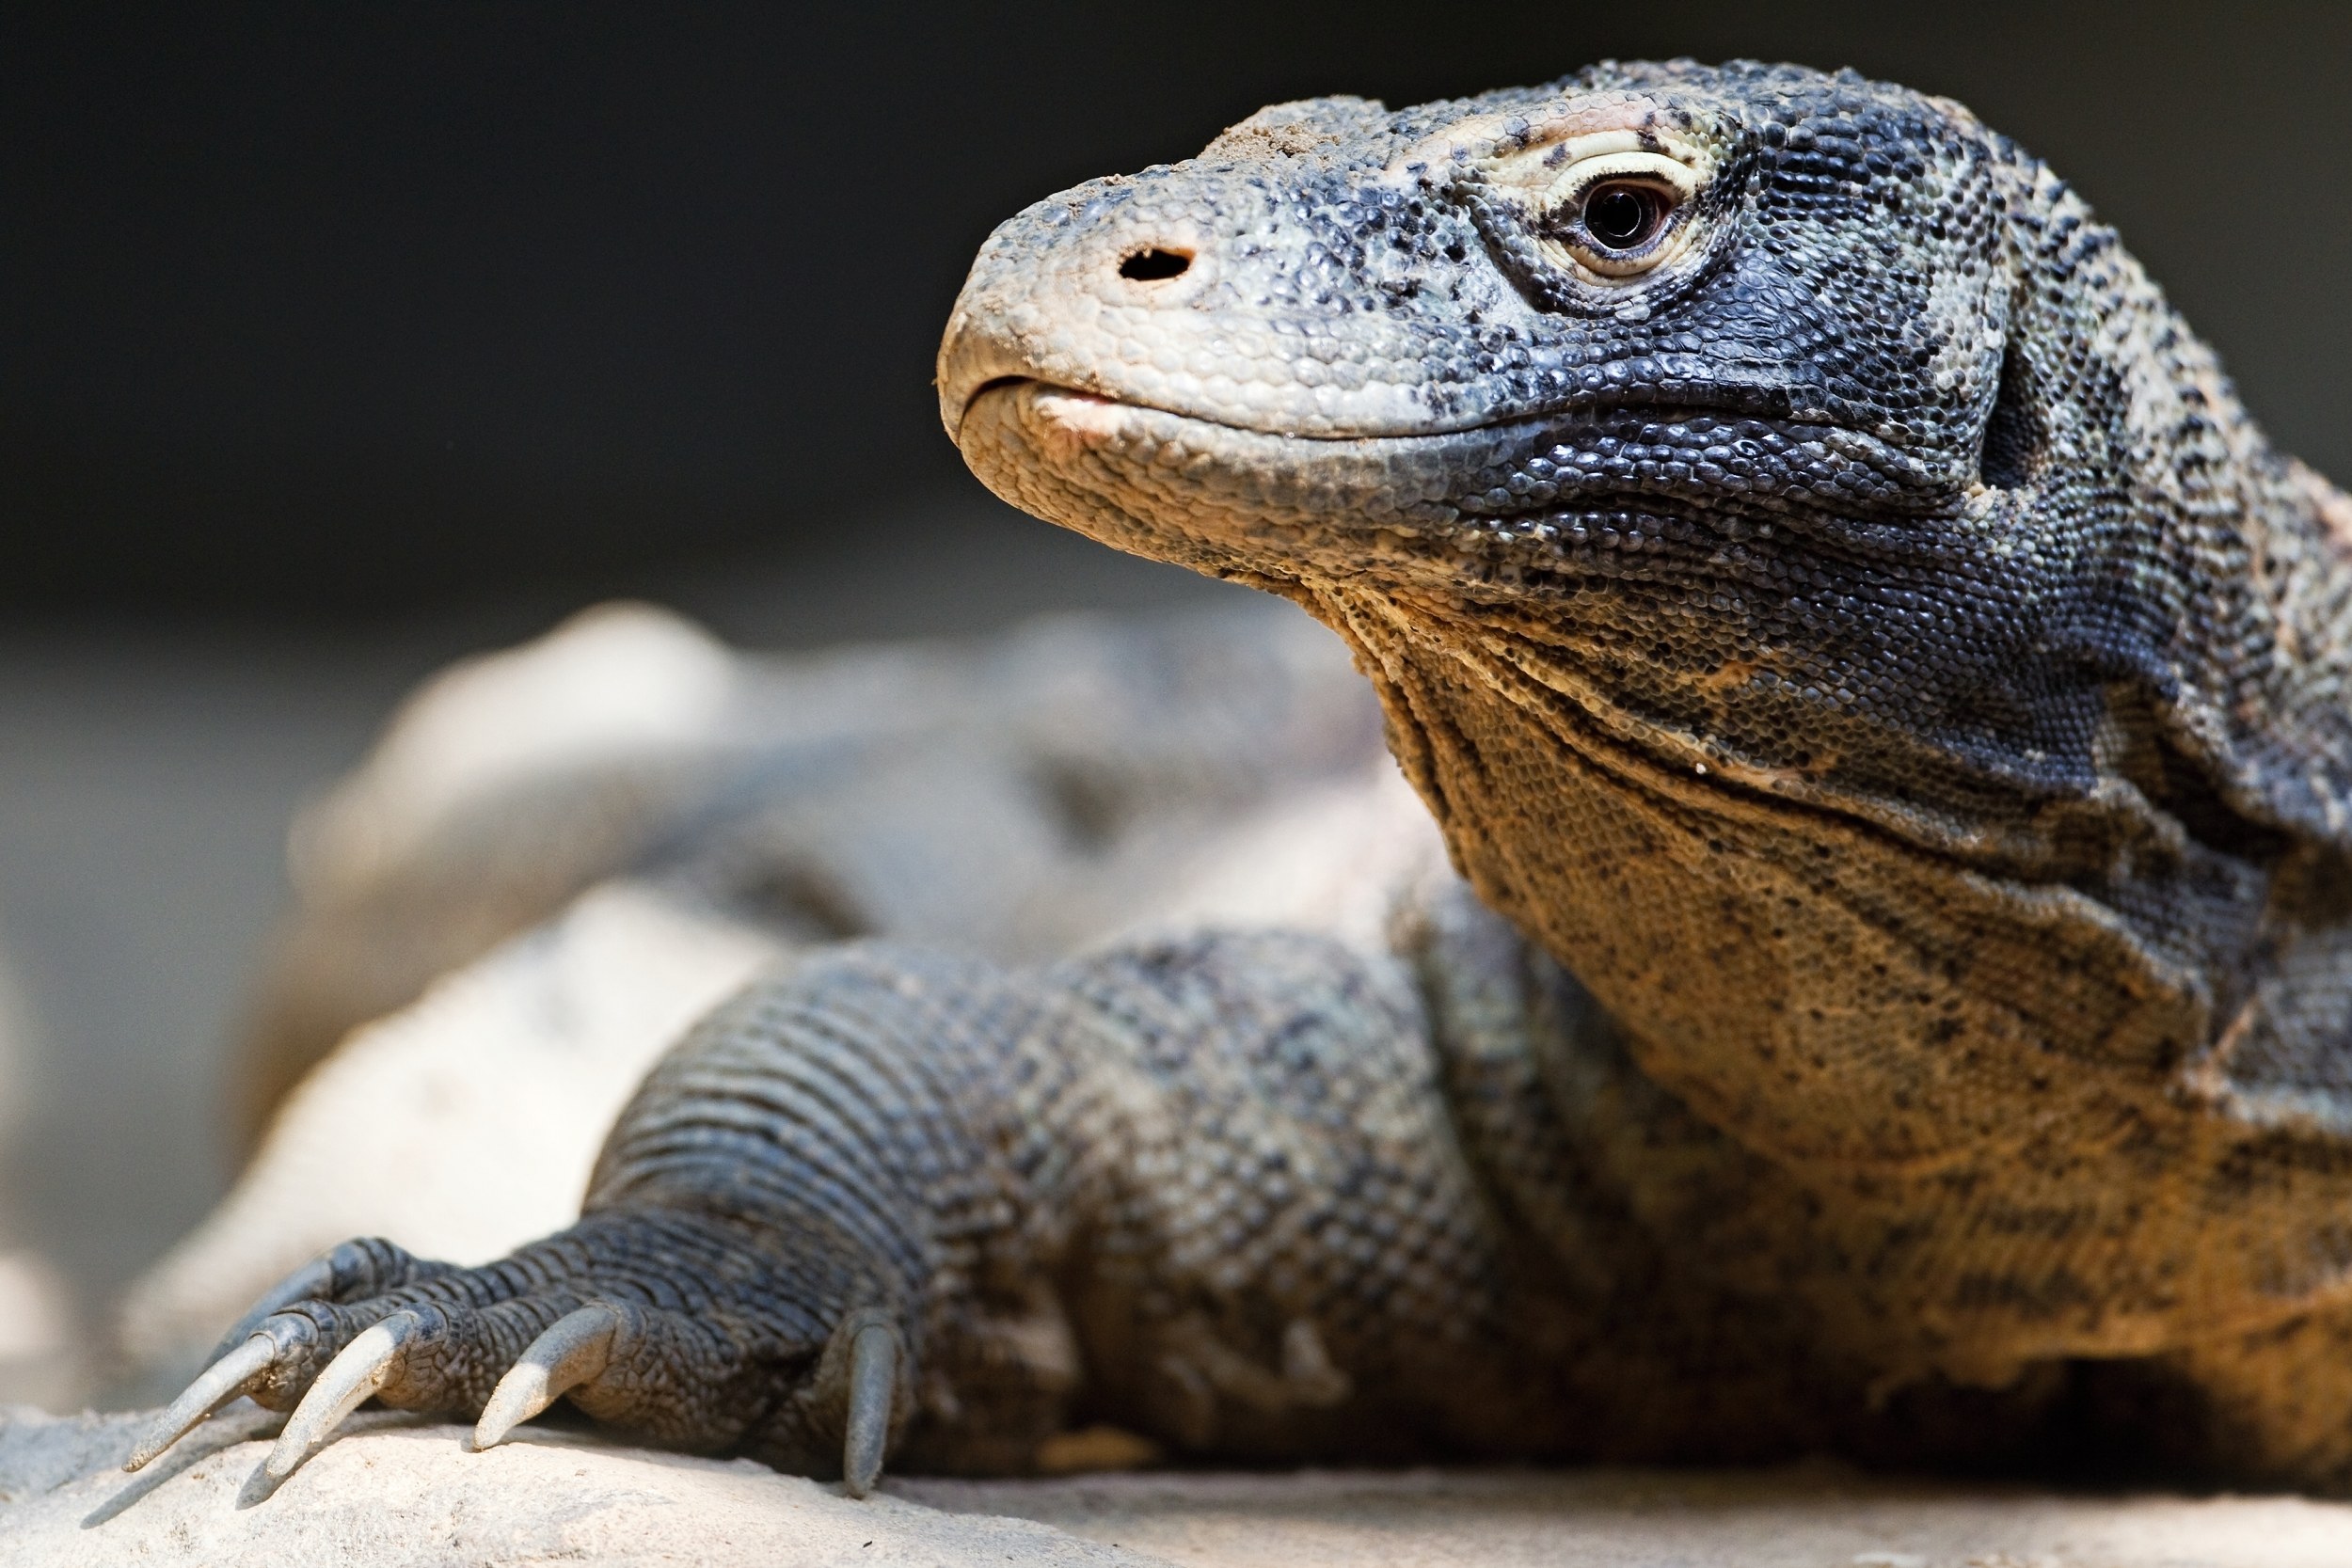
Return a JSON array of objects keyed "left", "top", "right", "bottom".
[{"left": 126, "top": 1222, "right": 912, "bottom": 1496}]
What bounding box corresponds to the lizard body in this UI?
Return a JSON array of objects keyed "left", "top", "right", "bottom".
[{"left": 136, "top": 60, "right": 2352, "bottom": 1490}]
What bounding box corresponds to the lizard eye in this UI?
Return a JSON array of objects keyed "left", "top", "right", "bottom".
[
  {"left": 1470, "top": 134, "right": 1706, "bottom": 297},
  {"left": 1531, "top": 150, "right": 1698, "bottom": 281},
  {"left": 1551, "top": 172, "right": 1687, "bottom": 277},
  {"left": 1581, "top": 182, "right": 1671, "bottom": 252}
]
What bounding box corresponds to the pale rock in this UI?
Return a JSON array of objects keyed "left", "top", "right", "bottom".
[
  {"left": 116, "top": 882, "right": 788, "bottom": 1384},
  {"left": 287, "top": 602, "right": 739, "bottom": 901},
  {"left": 2, "top": 1405, "right": 2346, "bottom": 1567}
]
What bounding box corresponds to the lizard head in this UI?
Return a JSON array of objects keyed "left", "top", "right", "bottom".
[
  {"left": 941, "top": 62, "right": 2352, "bottom": 1086},
  {"left": 943, "top": 62, "right": 2147, "bottom": 855}
]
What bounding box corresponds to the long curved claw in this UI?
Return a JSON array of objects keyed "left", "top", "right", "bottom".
[
  {"left": 123, "top": 1333, "right": 278, "bottom": 1472},
  {"left": 204, "top": 1257, "right": 336, "bottom": 1367},
  {"left": 262, "top": 1309, "right": 421, "bottom": 1483},
  {"left": 842, "top": 1322, "right": 897, "bottom": 1498},
  {"left": 472, "top": 1304, "right": 620, "bottom": 1451}
]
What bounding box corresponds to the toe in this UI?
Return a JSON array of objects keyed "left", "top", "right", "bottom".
[
  {"left": 474, "top": 1303, "right": 622, "bottom": 1449},
  {"left": 264, "top": 1310, "right": 424, "bottom": 1481},
  {"left": 842, "top": 1319, "right": 899, "bottom": 1497},
  {"left": 124, "top": 1333, "right": 279, "bottom": 1472},
  {"left": 205, "top": 1237, "right": 451, "bottom": 1365}
]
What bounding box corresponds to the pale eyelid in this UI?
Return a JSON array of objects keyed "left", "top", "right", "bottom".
[
  {"left": 1543, "top": 150, "right": 1698, "bottom": 214},
  {"left": 1537, "top": 150, "right": 1702, "bottom": 281}
]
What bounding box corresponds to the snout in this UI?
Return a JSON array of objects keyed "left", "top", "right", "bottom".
[
  {"left": 938, "top": 165, "right": 1491, "bottom": 449},
  {"left": 936, "top": 182, "right": 1225, "bottom": 443}
]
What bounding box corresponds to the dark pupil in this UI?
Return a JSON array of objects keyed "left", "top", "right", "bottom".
[{"left": 1584, "top": 184, "right": 1657, "bottom": 249}]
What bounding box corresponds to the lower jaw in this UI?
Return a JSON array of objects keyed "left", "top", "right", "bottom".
[{"left": 953, "top": 388, "right": 1490, "bottom": 589}]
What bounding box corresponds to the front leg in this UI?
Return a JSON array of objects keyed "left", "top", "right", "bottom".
[{"left": 132, "top": 929, "right": 1535, "bottom": 1486}]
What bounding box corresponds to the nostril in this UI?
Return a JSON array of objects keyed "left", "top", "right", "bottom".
[{"left": 1119, "top": 247, "right": 1193, "bottom": 282}]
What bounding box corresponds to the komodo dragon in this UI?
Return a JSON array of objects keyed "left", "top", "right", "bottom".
[{"left": 130, "top": 59, "right": 2352, "bottom": 1494}]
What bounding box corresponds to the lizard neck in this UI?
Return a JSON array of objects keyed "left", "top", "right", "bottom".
[
  {"left": 1315, "top": 580, "right": 2352, "bottom": 1376},
  {"left": 1308, "top": 579, "right": 2257, "bottom": 1172}
]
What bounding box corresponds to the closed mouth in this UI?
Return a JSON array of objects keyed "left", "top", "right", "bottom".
[
  {"left": 950, "top": 368, "right": 1822, "bottom": 458},
  {"left": 955, "top": 374, "right": 1403, "bottom": 445},
  {"left": 958, "top": 375, "right": 1043, "bottom": 420},
  {"left": 952, "top": 374, "right": 1551, "bottom": 451},
  {"left": 951, "top": 376, "right": 1126, "bottom": 445}
]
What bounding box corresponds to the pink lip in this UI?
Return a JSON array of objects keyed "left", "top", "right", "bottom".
[{"left": 1026, "top": 386, "right": 1130, "bottom": 455}]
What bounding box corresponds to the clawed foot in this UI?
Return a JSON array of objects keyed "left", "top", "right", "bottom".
[{"left": 126, "top": 1226, "right": 910, "bottom": 1497}]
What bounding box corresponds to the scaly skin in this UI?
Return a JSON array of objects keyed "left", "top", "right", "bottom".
[{"left": 141, "top": 61, "right": 2352, "bottom": 1491}]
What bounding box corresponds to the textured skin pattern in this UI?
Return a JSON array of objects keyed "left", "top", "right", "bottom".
[
  {"left": 159, "top": 61, "right": 2352, "bottom": 1490},
  {"left": 215, "top": 925, "right": 1550, "bottom": 1477}
]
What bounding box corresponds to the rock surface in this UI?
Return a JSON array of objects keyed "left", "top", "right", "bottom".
[
  {"left": 0, "top": 1407, "right": 1132, "bottom": 1567},
  {"left": 909, "top": 1468, "right": 2352, "bottom": 1567},
  {"left": 3, "top": 1405, "right": 2347, "bottom": 1566}
]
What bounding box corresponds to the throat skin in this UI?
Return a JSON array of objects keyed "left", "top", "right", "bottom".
[{"left": 1298, "top": 576, "right": 2352, "bottom": 1385}]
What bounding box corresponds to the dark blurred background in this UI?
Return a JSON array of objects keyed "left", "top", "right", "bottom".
[
  {"left": 8, "top": 1, "right": 2352, "bottom": 625},
  {"left": 0, "top": 0, "right": 2345, "bottom": 1383}
]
